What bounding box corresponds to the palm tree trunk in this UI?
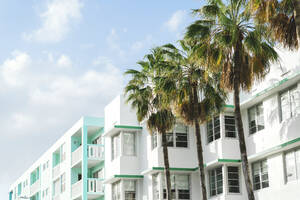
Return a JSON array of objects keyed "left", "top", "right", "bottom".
[
  {"left": 162, "top": 133, "right": 172, "bottom": 200},
  {"left": 234, "top": 40, "right": 255, "bottom": 200},
  {"left": 194, "top": 120, "right": 208, "bottom": 200},
  {"left": 192, "top": 85, "right": 208, "bottom": 200},
  {"left": 294, "top": 0, "right": 300, "bottom": 44}
]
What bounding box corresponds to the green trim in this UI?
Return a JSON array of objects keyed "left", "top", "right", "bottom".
[
  {"left": 114, "top": 125, "right": 143, "bottom": 130},
  {"left": 281, "top": 137, "right": 300, "bottom": 148},
  {"left": 114, "top": 175, "right": 144, "bottom": 179},
  {"left": 218, "top": 159, "right": 241, "bottom": 163},
  {"left": 224, "top": 105, "right": 234, "bottom": 108},
  {"left": 249, "top": 136, "right": 300, "bottom": 160},
  {"left": 152, "top": 167, "right": 198, "bottom": 171}
]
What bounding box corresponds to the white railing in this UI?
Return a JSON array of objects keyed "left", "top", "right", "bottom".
[
  {"left": 53, "top": 194, "right": 60, "bottom": 200},
  {"left": 87, "top": 178, "right": 104, "bottom": 193},
  {"left": 53, "top": 164, "right": 60, "bottom": 179},
  {"left": 87, "top": 145, "right": 104, "bottom": 160},
  {"left": 30, "top": 179, "right": 40, "bottom": 196},
  {"left": 72, "top": 180, "right": 82, "bottom": 199},
  {"left": 72, "top": 146, "right": 82, "bottom": 166}
]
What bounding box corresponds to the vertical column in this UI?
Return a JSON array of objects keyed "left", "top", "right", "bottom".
[{"left": 82, "top": 124, "right": 88, "bottom": 200}]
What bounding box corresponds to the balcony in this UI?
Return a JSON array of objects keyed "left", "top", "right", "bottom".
[
  {"left": 53, "top": 164, "right": 60, "bottom": 179},
  {"left": 72, "top": 180, "right": 82, "bottom": 200},
  {"left": 71, "top": 179, "right": 104, "bottom": 200},
  {"left": 30, "top": 179, "right": 40, "bottom": 196},
  {"left": 72, "top": 146, "right": 83, "bottom": 167},
  {"left": 72, "top": 145, "right": 104, "bottom": 168}
]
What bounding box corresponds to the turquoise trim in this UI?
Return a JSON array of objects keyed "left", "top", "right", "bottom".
[
  {"left": 152, "top": 167, "right": 198, "bottom": 171},
  {"left": 114, "top": 125, "right": 142, "bottom": 130},
  {"left": 82, "top": 125, "right": 88, "bottom": 200},
  {"left": 218, "top": 159, "right": 241, "bottom": 163},
  {"left": 224, "top": 105, "right": 234, "bottom": 108},
  {"left": 83, "top": 116, "right": 104, "bottom": 127},
  {"left": 114, "top": 174, "right": 144, "bottom": 179}
]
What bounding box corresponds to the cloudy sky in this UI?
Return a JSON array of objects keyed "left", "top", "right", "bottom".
[
  {"left": 0, "top": 0, "right": 202, "bottom": 198},
  {"left": 2, "top": 0, "right": 300, "bottom": 199}
]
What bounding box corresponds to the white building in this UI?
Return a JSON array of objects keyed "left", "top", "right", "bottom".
[{"left": 9, "top": 71, "right": 300, "bottom": 200}]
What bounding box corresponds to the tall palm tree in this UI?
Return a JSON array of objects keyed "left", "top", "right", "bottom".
[
  {"left": 185, "top": 0, "right": 278, "bottom": 199},
  {"left": 157, "top": 40, "right": 226, "bottom": 200},
  {"left": 124, "top": 49, "right": 175, "bottom": 200},
  {"left": 250, "top": 0, "right": 300, "bottom": 50}
]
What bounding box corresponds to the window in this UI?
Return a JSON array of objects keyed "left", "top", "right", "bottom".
[
  {"left": 252, "top": 160, "right": 269, "bottom": 190},
  {"left": 61, "top": 143, "right": 66, "bottom": 162},
  {"left": 163, "top": 174, "right": 190, "bottom": 200},
  {"left": 123, "top": 132, "right": 136, "bottom": 156},
  {"left": 124, "top": 180, "right": 136, "bottom": 200},
  {"left": 151, "top": 132, "right": 158, "bottom": 150},
  {"left": 209, "top": 167, "right": 223, "bottom": 197},
  {"left": 53, "top": 179, "right": 60, "bottom": 196},
  {"left": 61, "top": 173, "right": 66, "bottom": 193},
  {"left": 225, "top": 115, "right": 236, "bottom": 138},
  {"left": 280, "top": 86, "right": 300, "bottom": 121},
  {"left": 93, "top": 169, "right": 104, "bottom": 179},
  {"left": 92, "top": 136, "right": 102, "bottom": 145},
  {"left": 164, "top": 123, "right": 188, "bottom": 148},
  {"left": 46, "top": 160, "right": 49, "bottom": 169},
  {"left": 152, "top": 174, "right": 159, "bottom": 200},
  {"left": 285, "top": 148, "right": 300, "bottom": 182},
  {"left": 112, "top": 133, "right": 120, "bottom": 160},
  {"left": 112, "top": 181, "right": 121, "bottom": 200},
  {"left": 248, "top": 103, "right": 264, "bottom": 134},
  {"left": 227, "top": 166, "right": 240, "bottom": 193},
  {"left": 207, "top": 116, "right": 220, "bottom": 143}
]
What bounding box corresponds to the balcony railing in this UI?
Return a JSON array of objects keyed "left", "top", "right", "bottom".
[
  {"left": 72, "top": 146, "right": 83, "bottom": 166},
  {"left": 30, "top": 179, "right": 40, "bottom": 196},
  {"left": 87, "top": 145, "right": 104, "bottom": 160},
  {"left": 53, "top": 164, "right": 60, "bottom": 179},
  {"left": 72, "top": 180, "right": 82, "bottom": 199},
  {"left": 87, "top": 178, "right": 104, "bottom": 193},
  {"left": 53, "top": 194, "right": 61, "bottom": 200}
]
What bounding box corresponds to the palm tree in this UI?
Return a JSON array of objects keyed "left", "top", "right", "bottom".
[
  {"left": 157, "top": 40, "right": 226, "bottom": 200},
  {"left": 185, "top": 0, "right": 278, "bottom": 199},
  {"left": 250, "top": 0, "right": 300, "bottom": 50},
  {"left": 124, "top": 49, "right": 175, "bottom": 200}
]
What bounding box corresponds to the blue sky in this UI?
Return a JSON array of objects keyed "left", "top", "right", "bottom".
[{"left": 0, "top": 0, "right": 202, "bottom": 198}]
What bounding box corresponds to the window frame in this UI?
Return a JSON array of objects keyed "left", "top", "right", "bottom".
[
  {"left": 227, "top": 166, "right": 240, "bottom": 194},
  {"left": 279, "top": 85, "right": 300, "bottom": 122},
  {"left": 111, "top": 132, "right": 121, "bottom": 161},
  {"left": 162, "top": 174, "right": 191, "bottom": 200},
  {"left": 207, "top": 115, "right": 221, "bottom": 143},
  {"left": 208, "top": 166, "right": 223, "bottom": 197},
  {"left": 123, "top": 131, "right": 136, "bottom": 156},
  {"left": 284, "top": 147, "right": 300, "bottom": 183},
  {"left": 224, "top": 114, "right": 237, "bottom": 138},
  {"left": 248, "top": 103, "right": 265, "bottom": 135},
  {"left": 151, "top": 132, "right": 158, "bottom": 150},
  {"left": 124, "top": 180, "right": 137, "bottom": 200},
  {"left": 162, "top": 123, "right": 189, "bottom": 148},
  {"left": 252, "top": 159, "right": 269, "bottom": 191}
]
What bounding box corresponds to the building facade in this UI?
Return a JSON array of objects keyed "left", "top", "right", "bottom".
[{"left": 9, "top": 71, "right": 300, "bottom": 200}]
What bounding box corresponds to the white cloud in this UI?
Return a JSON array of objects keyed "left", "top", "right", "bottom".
[
  {"left": 23, "top": 0, "right": 83, "bottom": 43},
  {"left": 1, "top": 51, "right": 31, "bottom": 86},
  {"left": 57, "top": 54, "right": 72, "bottom": 68},
  {"left": 11, "top": 113, "right": 35, "bottom": 131},
  {"left": 131, "top": 35, "right": 154, "bottom": 51},
  {"left": 165, "top": 10, "right": 187, "bottom": 32},
  {"left": 106, "top": 29, "right": 125, "bottom": 57}
]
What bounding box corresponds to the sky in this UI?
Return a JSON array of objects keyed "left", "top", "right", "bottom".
[
  {"left": 0, "top": 0, "right": 202, "bottom": 198},
  {"left": 1, "top": 0, "right": 300, "bottom": 199}
]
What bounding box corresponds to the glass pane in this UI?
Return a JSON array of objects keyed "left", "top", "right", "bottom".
[
  {"left": 249, "top": 106, "right": 257, "bottom": 134},
  {"left": 227, "top": 166, "right": 239, "bottom": 193},
  {"left": 225, "top": 115, "right": 236, "bottom": 138},
  {"left": 296, "top": 150, "right": 300, "bottom": 180},
  {"left": 176, "top": 175, "right": 189, "bottom": 190},
  {"left": 123, "top": 132, "right": 135, "bottom": 156},
  {"left": 256, "top": 104, "right": 265, "bottom": 131},
  {"left": 281, "top": 91, "right": 291, "bottom": 121},
  {"left": 285, "top": 152, "right": 297, "bottom": 182},
  {"left": 207, "top": 120, "right": 214, "bottom": 143},
  {"left": 175, "top": 123, "right": 187, "bottom": 133},
  {"left": 166, "top": 133, "right": 174, "bottom": 147},
  {"left": 152, "top": 132, "right": 158, "bottom": 150},
  {"left": 290, "top": 87, "right": 300, "bottom": 117},
  {"left": 124, "top": 180, "right": 136, "bottom": 191},
  {"left": 176, "top": 133, "right": 188, "bottom": 147},
  {"left": 209, "top": 170, "right": 216, "bottom": 196},
  {"left": 214, "top": 116, "right": 220, "bottom": 140}
]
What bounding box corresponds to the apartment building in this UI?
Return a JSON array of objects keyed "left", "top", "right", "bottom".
[{"left": 9, "top": 71, "right": 300, "bottom": 200}]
